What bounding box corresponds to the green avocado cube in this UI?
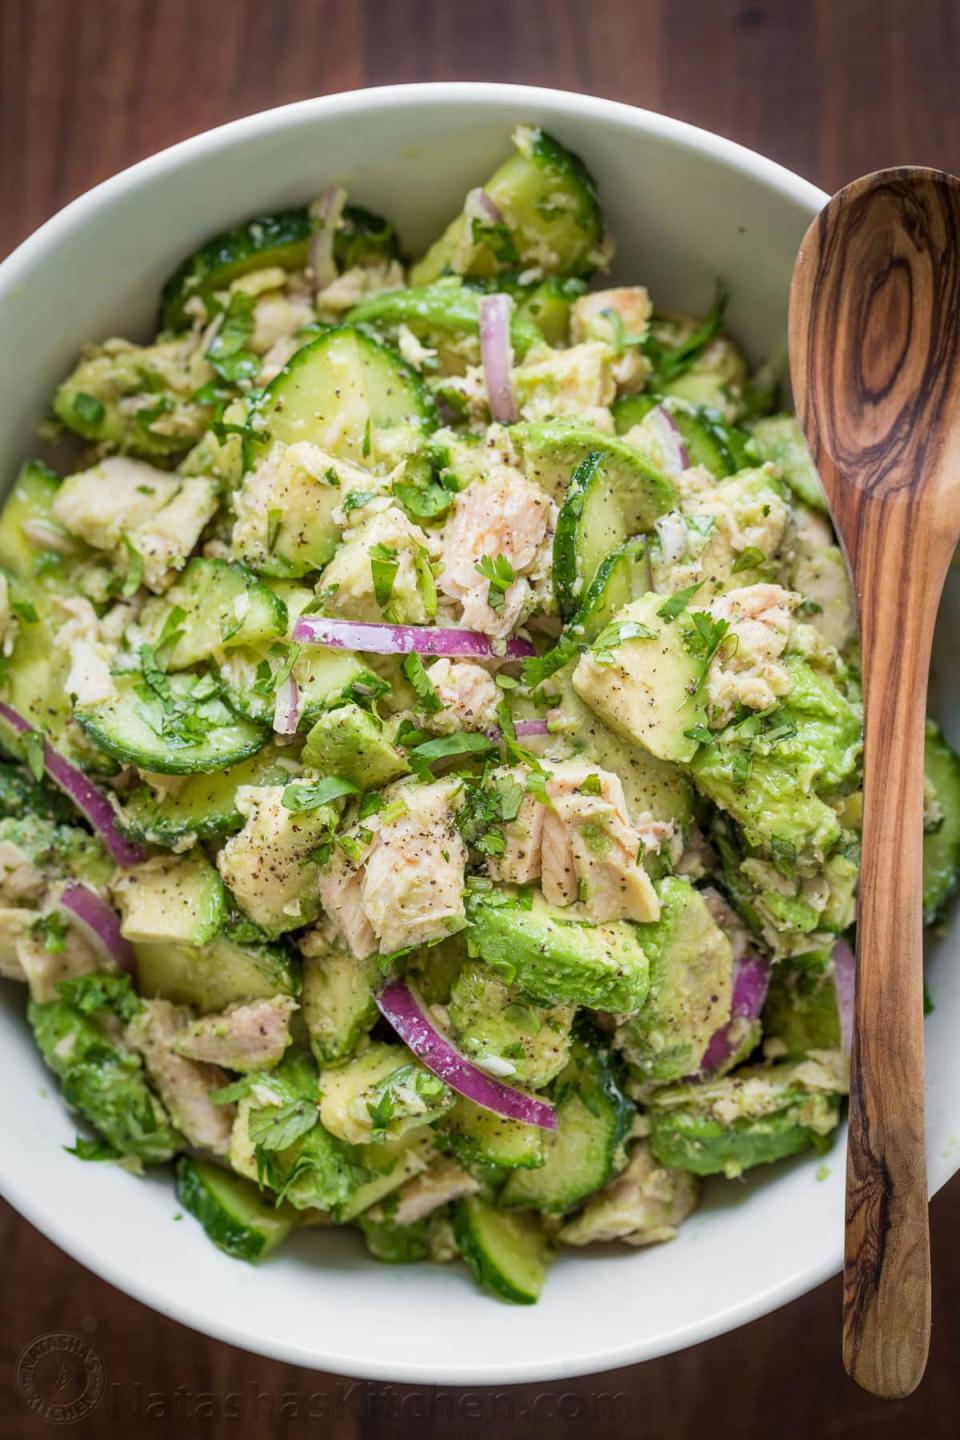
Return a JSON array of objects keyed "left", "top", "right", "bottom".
[
  {"left": 467, "top": 891, "right": 649, "bottom": 1012},
  {"left": 115, "top": 851, "right": 226, "bottom": 947},
  {"left": 649, "top": 1054, "right": 847, "bottom": 1178},
  {"left": 572, "top": 592, "right": 705, "bottom": 764},
  {"left": 616, "top": 877, "right": 734, "bottom": 1083},
  {"left": 301, "top": 702, "right": 408, "bottom": 788}
]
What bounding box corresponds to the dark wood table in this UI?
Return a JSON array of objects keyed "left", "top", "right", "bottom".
[{"left": 2, "top": 2, "right": 958, "bottom": 1435}]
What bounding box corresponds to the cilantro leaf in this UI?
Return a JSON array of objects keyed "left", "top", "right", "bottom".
[
  {"left": 657, "top": 583, "right": 702, "bottom": 621},
  {"left": 402, "top": 652, "right": 443, "bottom": 714},
  {"left": 281, "top": 777, "right": 359, "bottom": 812},
  {"left": 475, "top": 553, "right": 515, "bottom": 616}
]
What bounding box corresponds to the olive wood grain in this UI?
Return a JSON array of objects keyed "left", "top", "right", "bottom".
[{"left": 789, "top": 168, "right": 960, "bottom": 1399}]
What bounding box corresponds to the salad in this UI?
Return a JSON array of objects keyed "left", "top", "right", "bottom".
[{"left": 1, "top": 126, "right": 958, "bottom": 1305}]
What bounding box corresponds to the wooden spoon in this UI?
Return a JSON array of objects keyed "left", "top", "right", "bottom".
[{"left": 789, "top": 167, "right": 960, "bottom": 1398}]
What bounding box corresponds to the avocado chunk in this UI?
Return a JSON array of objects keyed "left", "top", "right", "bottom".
[
  {"left": 216, "top": 785, "right": 340, "bottom": 934},
  {"left": 232, "top": 1048, "right": 371, "bottom": 1214},
  {"left": 135, "top": 934, "right": 299, "bottom": 1014},
  {"left": 649, "top": 1052, "right": 847, "bottom": 1178},
  {"left": 466, "top": 890, "right": 649, "bottom": 1012},
  {"left": 573, "top": 591, "right": 706, "bottom": 764},
  {"left": 447, "top": 958, "right": 575, "bottom": 1089},
  {"left": 30, "top": 986, "right": 182, "bottom": 1166},
  {"left": 750, "top": 414, "right": 826, "bottom": 512},
  {"left": 114, "top": 851, "right": 226, "bottom": 947},
  {"left": 300, "top": 933, "right": 378, "bottom": 1066},
  {"left": 301, "top": 702, "right": 409, "bottom": 788},
  {"left": 54, "top": 338, "right": 214, "bottom": 459},
  {"left": 318, "top": 1042, "right": 455, "bottom": 1146},
  {"left": 762, "top": 957, "right": 843, "bottom": 1056},
  {"left": 692, "top": 656, "right": 862, "bottom": 865},
  {"left": 443, "top": 1095, "right": 546, "bottom": 1171},
  {"left": 616, "top": 878, "right": 734, "bottom": 1084}
]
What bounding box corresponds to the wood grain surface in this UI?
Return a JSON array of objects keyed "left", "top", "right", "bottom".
[
  {"left": 791, "top": 168, "right": 960, "bottom": 1396},
  {"left": 4, "top": 1, "right": 960, "bottom": 1436}
]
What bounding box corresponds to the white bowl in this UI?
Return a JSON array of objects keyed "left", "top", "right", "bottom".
[{"left": 2, "top": 82, "right": 958, "bottom": 1386}]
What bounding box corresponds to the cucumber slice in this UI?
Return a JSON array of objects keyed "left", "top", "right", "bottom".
[
  {"left": 176, "top": 1156, "right": 296, "bottom": 1261},
  {"left": 218, "top": 641, "right": 385, "bottom": 729},
  {"left": 611, "top": 394, "right": 658, "bottom": 434},
  {"left": 0, "top": 461, "right": 70, "bottom": 583},
  {"left": 553, "top": 450, "right": 666, "bottom": 620},
  {"left": 136, "top": 934, "right": 299, "bottom": 1013},
  {"left": 444, "top": 1097, "right": 546, "bottom": 1170},
  {"left": 924, "top": 720, "right": 960, "bottom": 922},
  {"left": 348, "top": 279, "right": 542, "bottom": 360},
  {"left": 573, "top": 537, "right": 650, "bottom": 640},
  {"left": 0, "top": 761, "right": 77, "bottom": 825},
  {"left": 453, "top": 1195, "right": 549, "bottom": 1305},
  {"left": 514, "top": 277, "right": 587, "bottom": 347},
  {"left": 160, "top": 205, "right": 400, "bottom": 331},
  {"left": 75, "top": 673, "right": 269, "bottom": 774},
  {"left": 116, "top": 851, "right": 227, "bottom": 947},
  {"left": 117, "top": 746, "right": 292, "bottom": 846},
  {"left": 248, "top": 325, "right": 437, "bottom": 471},
  {"left": 139, "top": 559, "right": 288, "bottom": 669},
  {"left": 520, "top": 420, "right": 675, "bottom": 510},
  {"left": 411, "top": 125, "right": 603, "bottom": 285},
  {"left": 501, "top": 1040, "right": 633, "bottom": 1213}
]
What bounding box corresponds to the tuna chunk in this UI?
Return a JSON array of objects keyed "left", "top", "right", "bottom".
[
  {"left": 15, "top": 922, "right": 102, "bottom": 1002},
  {"left": 495, "top": 761, "right": 659, "bottom": 924},
  {"left": 53, "top": 596, "right": 117, "bottom": 706},
  {"left": 0, "top": 907, "right": 37, "bottom": 981},
  {"left": 317, "top": 847, "right": 378, "bottom": 960},
  {"left": 319, "top": 780, "right": 467, "bottom": 957},
  {"left": 438, "top": 469, "right": 555, "bottom": 637},
  {"left": 390, "top": 1156, "right": 480, "bottom": 1225},
  {"left": 0, "top": 840, "right": 45, "bottom": 905},
  {"left": 172, "top": 995, "right": 296, "bottom": 1072},
  {"left": 422, "top": 659, "right": 500, "bottom": 734},
  {"left": 487, "top": 778, "right": 545, "bottom": 887},
  {"left": 361, "top": 780, "right": 468, "bottom": 954},
  {"left": 558, "top": 1141, "right": 699, "bottom": 1247},
  {"left": 126, "top": 999, "right": 234, "bottom": 1155},
  {"left": 706, "top": 583, "right": 799, "bottom": 725}
]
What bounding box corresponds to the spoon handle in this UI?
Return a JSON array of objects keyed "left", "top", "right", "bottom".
[{"left": 842, "top": 493, "right": 940, "bottom": 1398}]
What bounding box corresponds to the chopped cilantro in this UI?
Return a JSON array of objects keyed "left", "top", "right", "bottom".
[
  {"left": 475, "top": 553, "right": 515, "bottom": 615},
  {"left": 206, "top": 291, "right": 259, "bottom": 384},
  {"left": 281, "top": 776, "right": 359, "bottom": 812},
  {"left": 657, "top": 583, "right": 702, "bottom": 621},
  {"left": 72, "top": 392, "right": 105, "bottom": 427},
  {"left": 369, "top": 542, "right": 400, "bottom": 613},
  {"left": 402, "top": 652, "right": 443, "bottom": 714}
]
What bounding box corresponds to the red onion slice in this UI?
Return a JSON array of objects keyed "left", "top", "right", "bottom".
[
  {"left": 58, "top": 882, "right": 134, "bottom": 973},
  {"left": 376, "top": 980, "right": 557, "bottom": 1131},
  {"left": 480, "top": 293, "right": 518, "bottom": 425},
  {"left": 272, "top": 674, "right": 300, "bottom": 736},
  {"left": 832, "top": 937, "right": 855, "bottom": 1056},
  {"left": 486, "top": 718, "right": 551, "bottom": 743},
  {"left": 0, "top": 703, "right": 144, "bottom": 868},
  {"left": 309, "top": 184, "right": 347, "bottom": 293},
  {"left": 698, "top": 950, "right": 771, "bottom": 1075},
  {"left": 291, "top": 615, "right": 535, "bottom": 661},
  {"left": 644, "top": 405, "right": 689, "bottom": 477},
  {"left": 466, "top": 187, "right": 503, "bottom": 226}
]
